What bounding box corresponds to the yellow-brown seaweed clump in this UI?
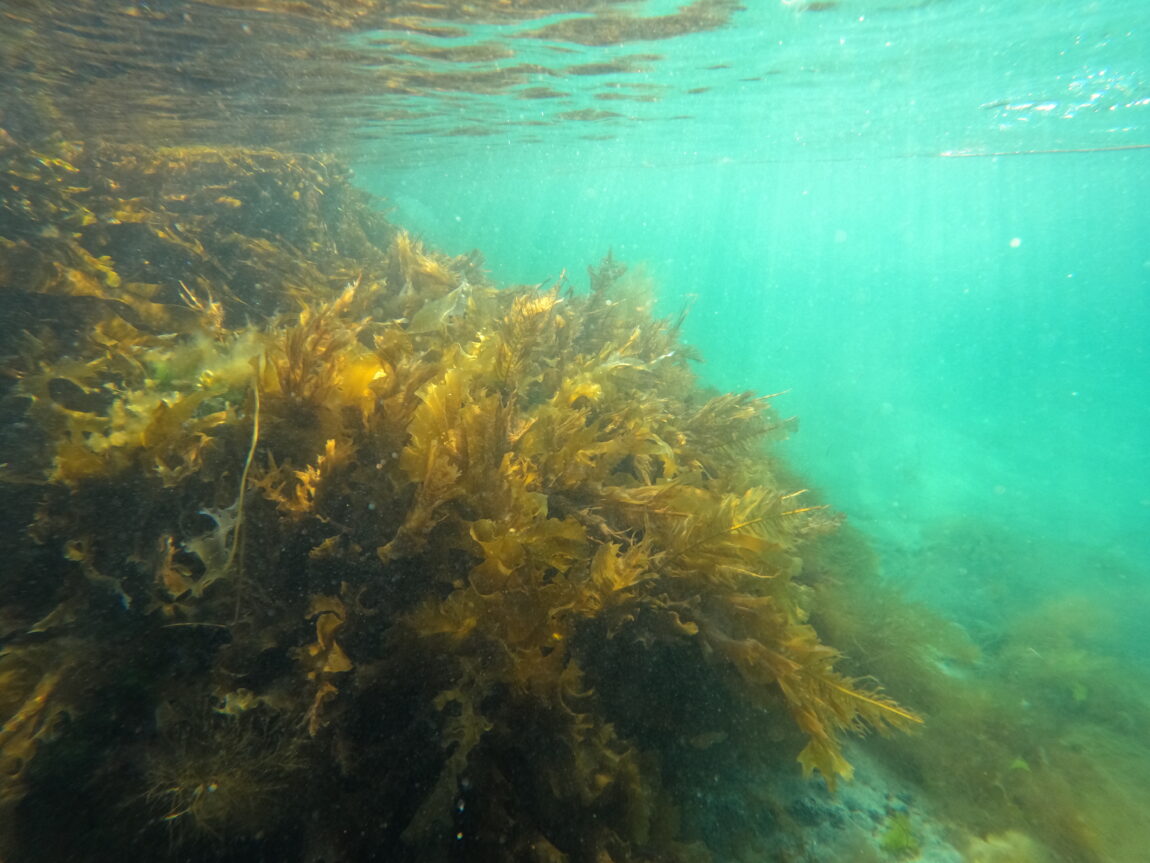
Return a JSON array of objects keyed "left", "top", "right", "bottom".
[{"left": 0, "top": 135, "right": 918, "bottom": 861}]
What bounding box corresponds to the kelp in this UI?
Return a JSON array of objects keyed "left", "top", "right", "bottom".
[{"left": 0, "top": 135, "right": 918, "bottom": 862}]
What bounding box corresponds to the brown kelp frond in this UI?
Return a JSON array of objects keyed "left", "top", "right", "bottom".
[
  {"left": 0, "top": 651, "right": 69, "bottom": 798},
  {"left": 600, "top": 484, "right": 826, "bottom": 587},
  {"left": 492, "top": 288, "right": 565, "bottom": 389},
  {"left": 702, "top": 607, "right": 923, "bottom": 790},
  {"left": 263, "top": 284, "right": 363, "bottom": 409},
  {"left": 679, "top": 390, "right": 792, "bottom": 476},
  {"left": 0, "top": 638, "right": 112, "bottom": 838},
  {"left": 6, "top": 276, "right": 272, "bottom": 491},
  {"left": 402, "top": 668, "right": 493, "bottom": 844},
  {"left": 389, "top": 229, "right": 461, "bottom": 317}
]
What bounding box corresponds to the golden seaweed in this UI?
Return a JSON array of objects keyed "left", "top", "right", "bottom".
[{"left": 0, "top": 138, "right": 921, "bottom": 862}]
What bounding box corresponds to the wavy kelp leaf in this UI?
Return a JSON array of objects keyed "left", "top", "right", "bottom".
[
  {"left": 702, "top": 597, "right": 922, "bottom": 789},
  {"left": 299, "top": 595, "right": 354, "bottom": 736},
  {"left": 402, "top": 675, "right": 492, "bottom": 844}
]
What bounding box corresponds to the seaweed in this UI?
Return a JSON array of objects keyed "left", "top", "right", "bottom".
[
  {"left": 879, "top": 812, "right": 920, "bottom": 858},
  {"left": 0, "top": 137, "right": 919, "bottom": 861}
]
